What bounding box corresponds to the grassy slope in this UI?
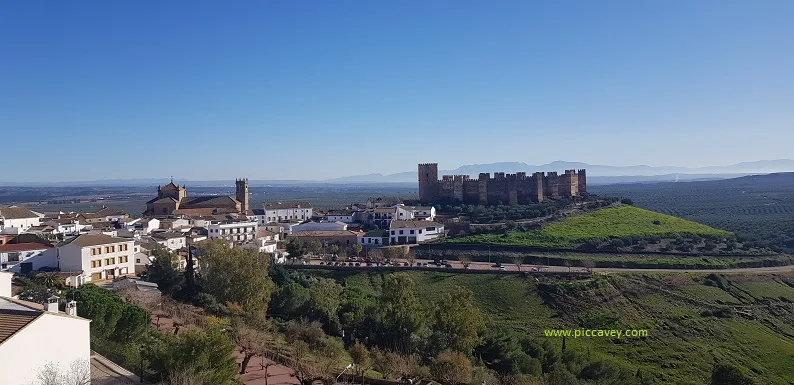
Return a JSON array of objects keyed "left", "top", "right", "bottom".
[
  {"left": 308, "top": 269, "right": 794, "bottom": 384},
  {"left": 446, "top": 205, "right": 733, "bottom": 247}
]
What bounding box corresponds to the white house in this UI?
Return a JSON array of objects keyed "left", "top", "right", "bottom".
[
  {"left": 159, "top": 218, "right": 190, "bottom": 230},
  {"left": 0, "top": 205, "right": 43, "bottom": 235},
  {"left": 0, "top": 243, "right": 56, "bottom": 273},
  {"left": 292, "top": 221, "right": 348, "bottom": 233},
  {"left": 136, "top": 218, "right": 160, "bottom": 233},
  {"left": 325, "top": 211, "right": 355, "bottom": 223},
  {"left": 240, "top": 229, "right": 279, "bottom": 254},
  {"left": 258, "top": 202, "right": 313, "bottom": 223},
  {"left": 0, "top": 272, "right": 91, "bottom": 385},
  {"left": 263, "top": 221, "right": 301, "bottom": 236},
  {"left": 57, "top": 234, "right": 135, "bottom": 284},
  {"left": 207, "top": 220, "right": 258, "bottom": 243},
  {"left": 78, "top": 206, "right": 128, "bottom": 223},
  {"left": 389, "top": 220, "right": 445, "bottom": 245},
  {"left": 358, "top": 229, "right": 390, "bottom": 247},
  {"left": 405, "top": 206, "right": 436, "bottom": 221},
  {"left": 42, "top": 218, "right": 80, "bottom": 235},
  {"left": 150, "top": 231, "right": 187, "bottom": 251}
]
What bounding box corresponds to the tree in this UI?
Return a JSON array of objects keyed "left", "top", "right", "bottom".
[
  {"left": 73, "top": 284, "right": 149, "bottom": 341},
  {"left": 308, "top": 278, "right": 344, "bottom": 334},
  {"left": 231, "top": 321, "right": 266, "bottom": 374},
  {"left": 352, "top": 243, "right": 363, "bottom": 258},
  {"left": 711, "top": 364, "right": 754, "bottom": 385},
  {"left": 328, "top": 244, "right": 340, "bottom": 258},
  {"left": 32, "top": 359, "right": 92, "bottom": 385},
  {"left": 369, "top": 248, "right": 385, "bottom": 264},
  {"left": 405, "top": 248, "right": 417, "bottom": 267},
  {"left": 429, "top": 350, "right": 472, "bottom": 385},
  {"left": 36, "top": 271, "right": 64, "bottom": 289},
  {"left": 348, "top": 342, "right": 372, "bottom": 377},
  {"left": 378, "top": 273, "right": 425, "bottom": 352},
  {"left": 512, "top": 256, "right": 524, "bottom": 272},
  {"left": 148, "top": 247, "right": 184, "bottom": 296},
  {"left": 286, "top": 238, "right": 306, "bottom": 263},
  {"left": 458, "top": 255, "right": 472, "bottom": 268},
  {"left": 371, "top": 348, "right": 396, "bottom": 379},
  {"left": 307, "top": 240, "right": 322, "bottom": 256},
  {"left": 546, "top": 366, "right": 579, "bottom": 385},
  {"left": 287, "top": 339, "right": 344, "bottom": 385},
  {"left": 17, "top": 284, "right": 59, "bottom": 304},
  {"left": 145, "top": 327, "right": 238, "bottom": 385},
  {"left": 198, "top": 240, "right": 274, "bottom": 312},
  {"left": 428, "top": 286, "right": 485, "bottom": 355}
]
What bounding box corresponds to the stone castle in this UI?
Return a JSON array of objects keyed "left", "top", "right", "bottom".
[{"left": 418, "top": 163, "right": 586, "bottom": 205}]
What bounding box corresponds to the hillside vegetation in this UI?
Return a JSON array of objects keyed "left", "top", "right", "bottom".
[
  {"left": 589, "top": 173, "right": 794, "bottom": 252},
  {"left": 446, "top": 205, "right": 733, "bottom": 249},
  {"left": 307, "top": 269, "right": 794, "bottom": 384}
]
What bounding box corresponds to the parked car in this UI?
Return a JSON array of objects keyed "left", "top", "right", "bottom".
[{"left": 355, "top": 262, "right": 361, "bottom": 266}]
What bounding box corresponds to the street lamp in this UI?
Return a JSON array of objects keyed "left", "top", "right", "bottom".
[{"left": 336, "top": 363, "right": 354, "bottom": 383}]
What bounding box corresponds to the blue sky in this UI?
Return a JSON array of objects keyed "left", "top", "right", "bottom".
[{"left": 1, "top": 1, "right": 792, "bottom": 182}]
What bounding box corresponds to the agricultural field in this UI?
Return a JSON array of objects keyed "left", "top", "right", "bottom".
[
  {"left": 589, "top": 173, "right": 794, "bottom": 251},
  {"left": 445, "top": 205, "right": 733, "bottom": 249},
  {"left": 304, "top": 269, "right": 794, "bottom": 385}
]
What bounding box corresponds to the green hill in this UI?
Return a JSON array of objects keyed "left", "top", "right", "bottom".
[
  {"left": 306, "top": 269, "right": 794, "bottom": 384},
  {"left": 446, "top": 205, "right": 733, "bottom": 248}
]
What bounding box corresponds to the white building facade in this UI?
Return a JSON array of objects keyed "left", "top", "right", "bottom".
[
  {"left": 207, "top": 220, "right": 258, "bottom": 243},
  {"left": 0, "top": 243, "right": 56, "bottom": 273},
  {"left": 389, "top": 220, "right": 445, "bottom": 245},
  {"left": 0, "top": 205, "right": 43, "bottom": 235},
  {"left": 57, "top": 234, "right": 136, "bottom": 284}
]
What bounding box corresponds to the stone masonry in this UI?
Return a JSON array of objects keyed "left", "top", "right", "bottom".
[{"left": 418, "top": 163, "right": 587, "bottom": 205}]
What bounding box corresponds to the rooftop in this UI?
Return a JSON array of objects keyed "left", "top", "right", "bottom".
[
  {"left": 292, "top": 230, "right": 359, "bottom": 237},
  {"left": 264, "top": 201, "right": 312, "bottom": 210},
  {"left": 0, "top": 205, "right": 40, "bottom": 220},
  {"left": 389, "top": 220, "right": 443, "bottom": 229},
  {"left": 59, "top": 234, "right": 131, "bottom": 248},
  {"left": 0, "top": 243, "right": 52, "bottom": 252}
]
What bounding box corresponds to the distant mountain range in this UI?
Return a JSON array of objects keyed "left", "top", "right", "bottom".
[
  {"left": 326, "top": 159, "right": 794, "bottom": 184},
  {"left": 2, "top": 160, "right": 793, "bottom": 186}
]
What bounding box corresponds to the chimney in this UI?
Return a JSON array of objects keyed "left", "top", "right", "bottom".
[
  {"left": 65, "top": 300, "right": 78, "bottom": 317},
  {"left": 0, "top": 271, "right": 12, "bottom": 298},
  {"left": 45, "top": 295, "right": 59, "bottom": 313}
]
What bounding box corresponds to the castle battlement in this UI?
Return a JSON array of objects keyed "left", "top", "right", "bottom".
[{"left": 419, "top": 163, "right": 587, "bottom": 205}]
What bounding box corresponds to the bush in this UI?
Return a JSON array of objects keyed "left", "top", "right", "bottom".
[{"left": 193, "top": 293, "right": 228, "bottom": 315}]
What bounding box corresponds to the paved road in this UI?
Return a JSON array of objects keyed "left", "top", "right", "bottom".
[{"left": 299, "top": 258, "right": 794, "bottom": 275}]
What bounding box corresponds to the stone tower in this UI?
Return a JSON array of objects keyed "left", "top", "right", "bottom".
[
  {"left": 235, "top": 178, "right": 249, "bottom": 213},
  {"left": 418, "top": 163, "right": 439, "bottom": 202},
  {"left": 577, "top": 169, "right": 587, "bottom": 195}
]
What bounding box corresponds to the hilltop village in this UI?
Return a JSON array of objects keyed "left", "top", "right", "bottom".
[{"left": 0, "top": 162, "right": 588, "bottom": 283}]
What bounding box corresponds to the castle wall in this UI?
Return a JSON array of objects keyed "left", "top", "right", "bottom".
[
  {"left": 418, "top": 163, "right": 584, "bottom": 206},
  {"left": 477, "top": 173, "right": 489, "bottom": 205},
  {"left": 463, "top": 179, "right": 479, "bottom": 204},
  {"left": 543, "top": 172, "right": 559, "bottom": 199}
]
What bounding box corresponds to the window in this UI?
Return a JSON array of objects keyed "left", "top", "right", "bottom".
[
  {"left": 375, "top": 239, "right": 379, "bottom": 244},
  {"left": 399, "top": 230, "right": 404, "bottom": 235},
  {"left": 427, "top": 227, "right": 436, "bottom": 231},
  {"left": 391, "top": 230, "right": 395, "bottom": 235},
  {"left": 91, "top": 260, "right": 102, "bottom": 268},
  {"left": 106, "top": 257, "right": 115, "bottom": 265},
  {"left": 410, "top": 230, "right": 415, "bottom": 234},
  {"left": 419, "top": 229, "right": 423, "bottom": 234},
  {"left": 136, "top": 259, "right": 140, "bottom": 263}
]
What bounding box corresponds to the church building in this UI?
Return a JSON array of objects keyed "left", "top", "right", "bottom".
[{"left": 144, "top": 179, "right": 249, "bottom": 217}]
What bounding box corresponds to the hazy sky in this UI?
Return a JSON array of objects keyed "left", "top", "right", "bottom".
[{"left": 1, "top": 1, "right": 793, "bottom": 182}]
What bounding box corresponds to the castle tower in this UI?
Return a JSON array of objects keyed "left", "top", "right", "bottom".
[
  {"left": 577, "top": 169, "right": 587, "bottom": 195},
  {"left": 418, "top": 163, "right": 439, "bottom": 202},
  {"left": 236, "top": 178, "right": 249, "bottom": 213}
]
